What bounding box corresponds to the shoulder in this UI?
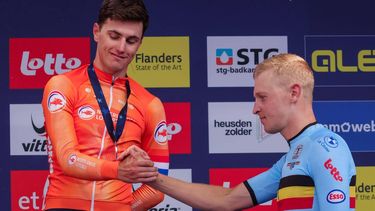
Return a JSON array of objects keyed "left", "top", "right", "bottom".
[
  {"left": 309, "top": 124, "right": 350, "bottom": 156},
  {"left": 44, "top": 64, "right": 88, "bottom": 90},
  {"left": 128, "top": 77, "right": 159, "bottom": 104}
]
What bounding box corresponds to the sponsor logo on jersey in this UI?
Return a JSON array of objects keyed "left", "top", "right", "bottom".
[
  {"left": 324, "top": 158, "right": 343, "bottom": 182},
  {"left": 154, "top": 121, "right": 168, "bottom": 145},
  {"left": 78, "top": 105, "right": 96, "bottom": 120},
  {"left": 292, "top": 144, "right": 303, "bottom": 159},
  {"left": 327, "top": 189, "right": 346, "bottom": 203},
  {"left": 47, "top": 91, "right": 66, "bottom": 113},
  {"left": 9, "top": 37, "right": 90, "bottom": 89},
  {"left": 68, "top": 154, "right": 77, "bottom": 165},
  {"left": 324, "top": 136, "right": 339, "bottom": 148},
  {"left": 287, "top": 161, "right": 300, "bottom": 170}
]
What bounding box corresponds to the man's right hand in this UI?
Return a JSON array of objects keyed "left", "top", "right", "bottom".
[{"left": 117, "top": 145, "right": 158, "bottom": 183}]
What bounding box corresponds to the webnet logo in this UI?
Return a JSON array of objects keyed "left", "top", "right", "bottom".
[
  {"left": 163, "top": 102, "right": 191, "bottom": 154},
  {"left": 209, "top": 168, "right": 277, "bottom": 211},
  {"left": 11, "top": 170, "right": 49, "bottom": 211},
  {"left": 9, "top": 37, "right": 90, "bottom": 89}
]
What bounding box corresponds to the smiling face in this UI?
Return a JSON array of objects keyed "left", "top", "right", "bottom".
[
  {"left": 252, "top": 71, "right": 292, "bottom": 134},
  {"left": 93, "top": 19, "right": 143, "bottom": 77}
]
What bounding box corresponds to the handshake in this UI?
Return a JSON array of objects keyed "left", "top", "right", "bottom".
[{"left": 116, "top": 145, "right": 159, "bottom": 183}]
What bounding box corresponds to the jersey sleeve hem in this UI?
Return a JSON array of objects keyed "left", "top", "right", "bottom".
[{"left": 243, "top": 181, "right": 258, "bottom": 206}]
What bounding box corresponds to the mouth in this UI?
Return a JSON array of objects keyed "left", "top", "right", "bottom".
[{"left": 110, "top": 52, "right": 126, "bottom": 60}]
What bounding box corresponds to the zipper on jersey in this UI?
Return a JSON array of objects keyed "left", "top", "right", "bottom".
[{"left": 90, "top": 76, "right": 115, "bottom": 211}]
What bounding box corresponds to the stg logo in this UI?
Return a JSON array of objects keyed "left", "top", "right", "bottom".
[
  {"left": 9, "top": 37, "right": 90, "bottom": 89},
  {"left": 21, "top": 51, "right": 81, "bottom": 76}
]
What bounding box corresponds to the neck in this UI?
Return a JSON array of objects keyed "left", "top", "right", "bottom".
[
  {"left": 93, "top": 59, "right": 127, "bottom": 78},
  {"left": 281, "top": 106, "right": 316, "bottom": 141}
]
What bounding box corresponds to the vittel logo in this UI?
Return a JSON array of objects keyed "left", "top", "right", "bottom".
[{"left": 21, "top": 51, "right": 81, "bottom": 76}]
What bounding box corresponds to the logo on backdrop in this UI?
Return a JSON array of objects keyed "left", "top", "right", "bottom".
[
  {"left": 314, "top": 101, "right": 375, "bottom": 152},
  {"left": 163, "top": 102, "right": 191, "bottom": 154},
  {"left": 11, "top": 170, "right": 49, "bottom": 211},
  {"left": 356, "top": 166, "right": 375, "bottom": 210},
  {"left": 304, "top": 35, "right": 375, "bottom": 87},
  {"left": 209, "top": 168, "right": 277, "bottom": 210},
  {"left": 10, "top": 104, "right": 47, "bottom": 155},
  {"left": 208, "top": 102, "right": 288, "bottom": 153},
  {"left": 9, "top": 37, "right": 90, "bottom": 89},
  {"left": 207, "top": 36, "right": 288, "bottom": 87},
  {"left": 128, "top": 36, "right": 190, "bottom": 88}
]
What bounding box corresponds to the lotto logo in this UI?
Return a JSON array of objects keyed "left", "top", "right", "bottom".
[
  {"left": 9, "top": 37, "right": 90, "bottom": 89},
  {"left": 324, "top": 158, "right": 343, "bottom": 182}
]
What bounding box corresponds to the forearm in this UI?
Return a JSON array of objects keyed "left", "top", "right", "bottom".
[{"left": 149, "top": 174, "right": 233, "bottom": 210}]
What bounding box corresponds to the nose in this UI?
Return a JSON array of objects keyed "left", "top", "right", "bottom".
[
  {"left": 252, "top": 101, "right": 260, "bottom": 115},
  {"left": 117, "top": 38, "right": 127, "bottom": 53}
]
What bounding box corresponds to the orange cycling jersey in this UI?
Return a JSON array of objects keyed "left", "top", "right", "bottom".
[{"left": 42, "top": 64, "right": 169, "bottom": 211}]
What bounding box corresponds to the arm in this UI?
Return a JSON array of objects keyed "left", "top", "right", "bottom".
[
  {"left": 148, "top": 155, "right": 284, "bottom": 210},
  {"left": 309, "top": 135, "right": 356, "bottom": 210},
  {"left": 131, "top": 97, "right": 170, "bottom": 209},
  {"left": 149, "top": 173, "right": 254, "bottom": 211}
]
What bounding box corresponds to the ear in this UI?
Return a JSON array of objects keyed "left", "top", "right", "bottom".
[
  {"left": 93, "top": 23, "right": 100, "bottom": 42},
  {"left": 290, "top": 83, "right": 302, "bottom": 103}
]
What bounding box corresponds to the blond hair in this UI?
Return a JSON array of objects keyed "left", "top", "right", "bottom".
[{"left": 253, "top": 53, "right": 314, "bottom": 101}]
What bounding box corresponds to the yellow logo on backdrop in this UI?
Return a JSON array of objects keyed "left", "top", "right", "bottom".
[
  {"left": 356, "top": 166, "right": 375, "bottom": 211},
  {"left": 128, "top": 36, "right": 190, "bottom": 88},
  {"left": 311, "top": 50, "right": 375, "bottom": 72}
]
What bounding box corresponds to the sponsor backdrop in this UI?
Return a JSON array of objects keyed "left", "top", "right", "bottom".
[{"left": 1, "top": 0, "right": 374, "bottom": 210}]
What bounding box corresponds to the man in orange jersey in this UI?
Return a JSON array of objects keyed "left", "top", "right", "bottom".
[
  {"left": 41, "top": 0, "right": 168, "bottom": 210},
  {"left": 128, "top": 53, "right": 356, "bottom": 211}
]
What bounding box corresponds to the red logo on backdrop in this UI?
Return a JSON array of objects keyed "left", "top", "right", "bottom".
[
  {"left": 209, "top": 168, "right": 278, "bottom": 211},
  {"left": 163, "top": 102, "right": 191, "bottom": 154},
  {"left": 11, "top": 170, "right": 49, "bottom": 211},
  {"left": 9, "top": 37, "right": 90, "bottom": 89}
]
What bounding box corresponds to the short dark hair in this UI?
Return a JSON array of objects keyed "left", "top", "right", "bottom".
[{"left": 97, "top": 0, "right": 149, "bottom": 36}]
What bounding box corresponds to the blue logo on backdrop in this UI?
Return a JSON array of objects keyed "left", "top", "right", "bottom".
[
  {"left": 304, "top": 35, "right": 375, "bottom": 87},
  {"left": 314, "top": 101, "right": 375, "bottom": 152}
]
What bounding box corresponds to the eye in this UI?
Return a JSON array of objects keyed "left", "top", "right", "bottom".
[
  {"left": 257, "top": 95, "right": 267, "bottom": 102},
  {"left": 126, "top": 37, "right": 140, "bottom": 45},
  {"left": 109, "top": 32, "right": 121, "bottom": 40}
]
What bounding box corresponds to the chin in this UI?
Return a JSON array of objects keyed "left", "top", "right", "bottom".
[{"left": 264, "top": 127, "right": 280, "bottom": 134}]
